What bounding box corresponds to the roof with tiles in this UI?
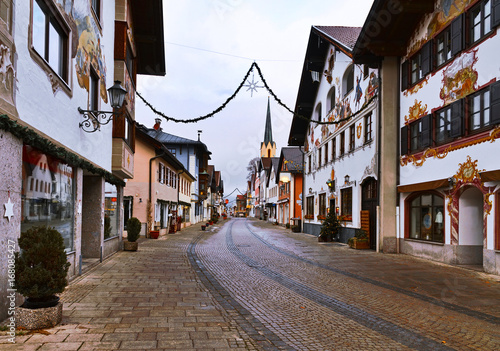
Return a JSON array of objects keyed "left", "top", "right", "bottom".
[{"left": 314, "top": 26, "right": 362, "bottom": 50}]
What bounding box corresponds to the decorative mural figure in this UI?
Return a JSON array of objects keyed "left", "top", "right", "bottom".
[
  {"left": 324, "top": 49, "right": 335, "bottom": 84},
  {"left": 440, "top": 49, "right": 478, "bottom": 104},
  {"left": 354, "top": 76, "right": 363, "bottom": 109},
  {"left": 74, "top": 15, "right": 108, "bottom": 103}
]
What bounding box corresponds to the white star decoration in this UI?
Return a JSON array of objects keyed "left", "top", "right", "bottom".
[
  {"left": 243, "top": 72, "right": 264, "bottom": 97},
  {"left": 4, "top": 197, "right": 14, "bottom": 222}
]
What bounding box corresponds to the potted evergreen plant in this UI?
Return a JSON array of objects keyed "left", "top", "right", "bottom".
[
  {"left": 14, "top": 226, "right": 70, "bottom": 329},
  {"left": 124, "top": 217, "right": 141, "bottom": 250},
  {"left": 348, "top": 230, "right": 370, "bottom": 249},
  {"left": 318, "top": 211, "right": 341, "bottom": 242}
]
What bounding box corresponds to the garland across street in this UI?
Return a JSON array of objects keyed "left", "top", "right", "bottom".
[{"left": 137, "top": 62, "right": 376, "bottom": 126}]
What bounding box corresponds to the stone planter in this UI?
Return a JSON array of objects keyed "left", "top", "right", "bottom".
[
  {"left": 16, "top": 302, "right": 63, "bottom": 330},
  {"left": 123, "top": 240, "right": 138, "bottom": 251}
]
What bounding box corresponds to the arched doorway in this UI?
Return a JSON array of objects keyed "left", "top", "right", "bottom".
[
  {"left": 458, "top": 187, "right": 484, "bottom": 265},
  {"left": 362, "top": 177, "right": 378, "bottom": 249}
]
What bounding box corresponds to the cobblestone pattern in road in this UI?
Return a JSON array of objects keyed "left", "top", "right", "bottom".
[{"left": 193, "top": 219, "right": 500, "bottom": 350}]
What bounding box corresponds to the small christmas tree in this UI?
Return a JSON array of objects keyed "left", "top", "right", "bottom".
[
  {"left": 14, "top": 226, "right": 70, "bottom": 307},
  {"left": 318, "top": 211, "right": 341, "bottom": 242}
]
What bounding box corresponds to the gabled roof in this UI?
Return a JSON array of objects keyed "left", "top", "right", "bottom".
[
  {"left": 266, "top": 157, "right": 280, "bottom": 187},
  {"left": 314, "top": 26, "right": 362, "bottom": 52},
  {"left": 145, "top": 127, "right": 212, "bottom": 156},
  {"left": 288, "top": 26, "right": 361, "bottom": 146},
  {"left": 259, "top": 157, "right": 273, "bottom": 173},
  {"left": 278, "top": 147, "right": 304, "bottom": 173},
  {"left": 135, "top": 123, "right": 194, "bottom": 177}
]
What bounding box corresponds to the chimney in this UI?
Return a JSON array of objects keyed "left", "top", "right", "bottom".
[
  {"left": 153, "top": 118, "right": 162, "bottom": 131},
  {"left": 197, "top": 130, "right": 202, "bottom": 141}
]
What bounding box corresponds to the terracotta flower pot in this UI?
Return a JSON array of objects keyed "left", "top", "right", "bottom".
[{"left": 150, "top": 230, "right": 160, "bottom": 239}]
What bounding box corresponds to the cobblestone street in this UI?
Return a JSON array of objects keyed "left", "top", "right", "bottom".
[{"left": 2, "top": 217, "right": 500, "bottom": 350}]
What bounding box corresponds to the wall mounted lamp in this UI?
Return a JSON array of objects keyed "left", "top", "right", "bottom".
[
  {"left": 78, "top": 81, "right": 127, "bottom": 133},
  {"left": 326, "top": 179, "right": 334, "bottom": 192}
]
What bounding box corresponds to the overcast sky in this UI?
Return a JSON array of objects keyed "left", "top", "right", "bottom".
[{"left": 135, "top": 0, "right": 373, "bottom": 206}]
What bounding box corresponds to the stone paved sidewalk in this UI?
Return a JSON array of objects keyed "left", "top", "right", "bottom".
[{"left": 0, "top": 220, "right": 259, "bottom": 350}]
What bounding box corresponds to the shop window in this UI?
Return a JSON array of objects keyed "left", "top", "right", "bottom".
[
  {"left": 104, "top": 183, "right": 119, "bottom": 239},
  {"left": 341, "top": 187, "right": 352, "bottom": 219},
  {"left": 31, "top": 0, "right": 69, "bottom": 83},
  {"left": 364, "top": 113, "right": 372, "bottom": 143},
  {"left": 21, "top": 145, "right": 74, "bottom": 251},
  {"left": 407, "top": 193, "right": 444, "bottom": 243}
]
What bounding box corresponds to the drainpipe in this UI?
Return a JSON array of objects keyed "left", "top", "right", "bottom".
[
  {"left": 376, "top": 61, "right": 382, "bottom": 253},
  {"left": 149, "top": 153, "right": 165, "bottom": 237}
]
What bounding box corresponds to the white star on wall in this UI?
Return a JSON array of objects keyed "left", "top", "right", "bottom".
[{"left": 4, "top": 197, "right": 14, "bottom": 222}]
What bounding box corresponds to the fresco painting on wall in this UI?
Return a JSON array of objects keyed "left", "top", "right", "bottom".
[
  {"left": 405, "top": 100, "right": 429, "bottom": 124},
  {"left": 74, "top": 14, "right": 108, "bottom": 103},
  {"left": 324, "top": 49, "right": 335, "bottom": 84},
  {"left": 363, "top": 71, "right": 379, "bottom": 106},
  {"left": 427, "top": 0, "right": 473, "bottom": 38},
  {"left": 440, "top": 49, "right": 478, "bottom": 105}
]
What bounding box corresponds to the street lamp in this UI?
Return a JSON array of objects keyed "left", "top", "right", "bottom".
[{"left": 78, "top": 80, "right": 127, "bottom": 133}]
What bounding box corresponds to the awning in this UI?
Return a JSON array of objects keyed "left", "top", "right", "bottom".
[{"left": 397, "top": 178, "right": 449, "bottom": 193}]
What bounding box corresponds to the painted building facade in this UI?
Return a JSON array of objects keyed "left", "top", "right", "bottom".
[
  {"left": 276, "top": 147, "right": 304, "bottom": 228},
  {"left": 353, "top": 0, "right": 500, "bottom": 274},
  {"left": 289, "top": 26, "right": 380, "bottom": 245},
  {"left": 0, "top": 0, "right": 165, "bottom": 320},
  {"left": 397, "top": 0, "right": 500, "bottom": 273},
  {"left": 144, "top": 121, "right": 213, "bottom": 224},
  {"left": 124, "top": 123, "right": 194, "bottom": 236}
]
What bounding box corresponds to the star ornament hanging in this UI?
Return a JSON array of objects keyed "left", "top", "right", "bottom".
[
  {"left": 4, "top": 196, "right": 14, "bottom": 222},
  {"left": 243, "top": 72, "right": 264, "bottom": 97}
]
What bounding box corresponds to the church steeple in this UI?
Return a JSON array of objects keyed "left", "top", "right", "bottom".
[{"left": 260, "top": 97, "right": 276, "bottom": 158}]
